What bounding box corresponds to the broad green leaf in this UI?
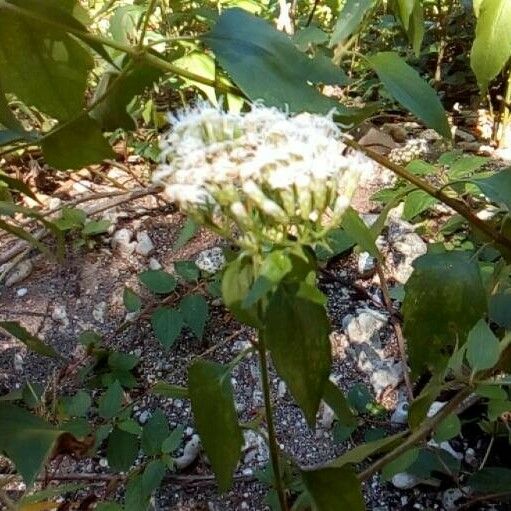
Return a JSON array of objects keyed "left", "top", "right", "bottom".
[
  {"left": 82, "top": 219, "right": 110, "bottom": 236},
  {"left": 470, "top": 0, "right": 511, "bottom": 91},
  {"left": 222, "top": 255, "right": 262, "bottom": 328},
  {"left": 381, "top": 447, "right": 419, "bottom": 481},
  {"left": 322, "top": 380, "right": 357, "bottom": 427},
  {"left": 0, "top": 321, "right": 59, "bottom": 358},
  {"left": 141, "top": 459, "right": 166, "bottom": 495},
  {"left": 301, "top": 466, "right": 365, "bottom": 511},
  {"left": 123, "top": 287, "right": 142, "bottom": 313},
  {"left": 407, "top": 447, "right": 461, "bottom": 479},
  {"left": 173, "top": 217, "right": 198, "bottom": 250},
  {"left": 180, "top": 294, "right": 209, "bottom": 340},
  {"left": 243, "top": 250, "right": 292, "bottom": 308},
  {"left": 473, "top": 0, "right": 484, "bottom": 17},
  {"left": 150, "top": 307, "right": 184, "bottom": 350},
  {"left": 328, "top": 431, "right": 406, "bottom": 467},
  {"left": 403, "top": 189, "right": 438, "bottom": 220},
  {"left": 0, "top": 84, "right": 37, "bottom": 143},
  {"left": 19, "top": 482, "right": 85, "bottom": 505},
  {"left": 448, "top": 155, "right": 488, "bottom": 177},
  {"left": 0, "top": 404, "right": 63, "bottom": 484},
  {"left": 293, "top": 26, "right": 329, "bottom": 51},
  {"left": 151, "top": 382, "right": 189, "bottom": 399},
  {"left": 465, "top": 319, "right": 500, "bottom": 372},
  {"left": 96, "top": 503, "right": 122, "bottom": 511},
  {"left": 188, "top": 360, "right": 243, "bottom": 491},
  {"left": 341, "top": 207, "right": 381, "bottom": 259},
  {"left": 141, "top": 409, "right": 169, "bottom": 456},
  {"left": 347, "top": 383, "right": 374, "bottom": 414},
  {"left": 91, "top": 61, "right": 162, "bottom": 130},
  {"left": 118, "top": 419, "right": 142, "bottom": 435},
  {"left": 203, "top": 8, "right": 373, "bottom": 123},
  {"left": 0, "top": 8, "right": 92, "bottom": 120},
  {"left": 330, "top": 0, "right": 374, "bottom": 47},
  {"left": 0, "top": 172, "right": 37, "bottom": 200},
  {"left": 109, "top": 4, "right": 145, "bottom": 45},
  {"left": 139, "top": 270, "right": 177, "bottom": 294},
  {"left": 41, "top": 115, "right": 114, "bottom": 170},
  {"left": 368, "top": 52, "right": 451, "bottom": 138},
  {"left": 391, "top": 0, "right": 415, "bottom": 30},
  {"left": 408, "top": 373, "right": 443, "bottom": 429},
  {"left": 98, "top": 381, "right": 124, "bottom": 419},
  {"left": 108, "top": 352, "right": 139, "bottom": 372},
  {"left": 161, "top": 426, "right": 184, "bottom": 454},
  {"left": 107, "top": 427, "right": 139, "bottom": 471},
  {"left": 468, "top": 467, "right": 511, "bottom": 493},
  {"left": 433, "top": 413, "right": 461, "bottom": 442},
  {"left": 63, "top": 391, "right": 91, "bottom": 417},
  {"left": 174, "top": 260, "right": 200, "bottom": 282},
  {"left": 264, "top": 283, "right": 331, "bottom": 426},
  {"left": 402, "top": 251, "right": 487, "bottom": 376},
  {"left": 471, "top": 168, "right": 511, "bottom": 211},
  {"left": 489, "top": 293, "right": 511, "bottom": 329},
  {"left": 391, "top": 0, "right": 424, "bottom": 55}
]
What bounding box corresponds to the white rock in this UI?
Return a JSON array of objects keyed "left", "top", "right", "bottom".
[
  {"left": 138, "top": 410, "right": 151, "bottom": 424},
  {"left": 464, "top": 447, "right": 477, "bottom": 466},
  {"left": 51, "top": 304, "right": 69, "bottom": 326},
  {"left": 358, "top": 251, "right": 376, "bottom": 277},
  {"left": 92, "top": 301, "right": 107, "bottom": 323},
  {"left": 428, "top": 439, "right": 463, "bottom": 460},
  {"left": 99, "top": 458, "right": 109, "bottom": 468},
  {"left": 16, "top": 288, "right": 28, "bottom": 297},
  {"left": 243, "top": 430, "right": 268, "bottom": 464},
  {"left": 112, "top": 228, "right": 135, "bottom": 254},
  {"left": 427, "top": 401, "right": 447, "bottom": 418},
  {"left": 277, "top": 380, "right": 287, "bottom": 399},
  {"left": 5, "top": 260, "right": 33, "bottom": 287},
  {"left": 392, "top": 472, "right": 421, "bottom": 489},
  {"left": 318, "top": 403, "right": 335, "bottom": 431},
  {"left": 149, "top": 258, "right": 162, "bottom": 270},
  {"left": 391, "top": 400, "right": 409, "bottom": 425},
  {"left": 442, "top": 488, "right": 464, "bottom": 510},
  {"left": 135, "top": 231, "right": 155, "bottom": 257},
  {"left": 345, "top": 310, "right": 387, "bottom": 345},
  {"left": 370, "top": 362, "right": 403, "bottom": 396},
  {"left": 175, "top": 435, "right": 200, "bottom": 469},
  {"left": 195, "top": 247, "right": 226, "bottom": 274},
  {"left": 13, "top": 353, "right": 24, "bottom": 373}
]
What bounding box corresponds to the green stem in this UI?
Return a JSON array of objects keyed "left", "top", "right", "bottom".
[
  {"left": 343, "top": 137, "right": 511, "bottom": 251},
  {"left": 138, "top": 0, "right": 158, "bottom": 50},
  {"left": 257, "top": 335, "right": 288, "bottom": 511}
]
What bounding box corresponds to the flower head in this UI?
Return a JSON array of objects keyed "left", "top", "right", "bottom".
[{"left": 153, "top": 103, "right": 367, "bottom": 249}]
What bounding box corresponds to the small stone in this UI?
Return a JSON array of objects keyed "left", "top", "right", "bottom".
[
  {"left": 427, "top": 401, "right": 447, "bottom": 418},
  {"left": 442, "top": 488, "right": 464, "bottom": 510},
  {"left": 135, "top": 231, "right": 155, "bottom": 257},
  {"left": 99, "top": 458, "right": 108, "bottom": 468},
  {"left": 112, "top": 228, "right": 135, "bottom": 254},
  {"left": 185, "top": 427, "right": 194, "bottom": 437},
  {"left": 175, "top": 435, "right": 200, "bottom": 469},
  {"left": 13, "top": 353, "right": 24, "bottom": 373},
  {"left": 454, "top": 128, "right": 476, "bottom": 142},
  {"left": 138, "top": 410, "right": 151, "bottom": 424},
  {"left": 149, "top": 258, "right": 162, "bottom": 270},
  {"left": 51, "top": 304, "right": 69, "bottom": 326},
  {"left": 277, "top": 380, "right": 287, "bottom": 399},
  {"left": 16, "top": 288, "right": 28, "bottom": 297},
  {"left": 241, "top": 469, "right": 253, "bottom": 477},
  {"left": 391, "top": 400, "right": 409, "bottom": 425},
  {"left": 5, "top": 260, "right": 33, "bottom": 287},
  {"left": 392, "top": 472, "right": 420, "bottom": 489},
  {"left": 318, "top": 403, "right": 335, "bottom": 431},
  {"left": 370, "top": 362, "right": 403, "bottom": 396},
  {"left": 465, "top": 447, "right": 477, "bottom": 466},
  {"left": 92, "top": 301, "right": 107, "bottom": 323},
  {"left": 195, "top": 247, "right": 226, "bottom": 274},
  {"left": 243, "top": 430, "right": 269, "bottom": 463},
  {"left": 358, "top": 251, "right": 376, "bottom": 278}
]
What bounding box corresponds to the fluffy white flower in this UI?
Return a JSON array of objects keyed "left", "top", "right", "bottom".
[{"left": 154, "top": 103, "right": 367, "bottom": 247}]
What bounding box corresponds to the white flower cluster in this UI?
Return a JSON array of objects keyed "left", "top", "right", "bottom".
[{"left": 153, "top": 103, "right": 368, "bottom": 249}]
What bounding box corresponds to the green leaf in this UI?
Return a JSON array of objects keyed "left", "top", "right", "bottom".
[
  {"left": 392, "top": 0, "right": 424, "bottom": 55},
  {"left": 107, "top": 427, "right": 139, "bottom": 472},
  {"left": 0, "top": 321, "right": 60, "bottom": 358},
  {"left": 188, "top": 360, "right": 243, "bottom": 492},
  {"left": 293, "top": 26, "right": 329, "bottom": 51},
  {"left": 0, "top": 8, "right": 92, "bottom": 120},
  {"left": 0, "top": 172, "right": 38, "bottom": 200},
  {"left": 82, "top": 219, "right": 110, "bottom": 236},
  {"left": 222, "top": 255, "right": 262, "bottom": 328},
  {"left": 489, "top": 293, "right": 511, "bottom": 329},
  {"left": 118, "top": 419, "right": 142, "bottom": 436},
  {"left": 402, "top": 251, "right": 487, "bottom": 376},
  {"left": 41, "top": 114, "right": 114, "bottom": 170},
  {"left": 173, "top": 217, "right": 198, "bottom": 250},
  {"left": 108, "top": 352, "right": 139, "bottom": 372},
  {"left": 123, "top": 287, "right": 142, "bottom": 313},
  {"left": 139, "top": 270, "right": 177, "bottom": 294},
  {"left": 448, "top": 155, "right": 488, "bottom": 178},
  {"left": 341, "top": 207, "right": 381, "bottom": 259},
  {"left": 151, "top": 382, "right": 189, "bottom": 400},
  {"left": 141, "top": 459, "right": 166, "bottom": 494},
  {"left": 381, "top": 447, "right": 419, "bottom": 481},
  {"left": 328, "top": 431, "right": 406, "bottom": 468},
  {"left": 0, "top": 84, "right": 36, "bottom": 143},
  {"left": 180, "top": 294, "right": 209, "bottom": 340},
  {"left": 243, "top": 250, "right": 292, "bottom": 308},
  {"left": 141, "top": 409, "right": 169, "bottom": 456},
  {"left": 471, "top": 168, "right": 511, "bottom": 211},
  {"left": 368, "top": 52, "right": 451, "bottom": 139},
  {"left": 174, "top": 260, "right": 200, "bottom": 282},
  {"left": 465, "top": 319, "right": 500, "bottom": 372},
  {"left": 403, "top": 189, "right": 438, "bottom": 220},
  {"left": 19, "top": 483, "right": 86, "bottom": 505},
  {"left": 63, "top": 391, "right": 91, "bottom": 417},
  {"left": 98, "top": 381, "right": 123, "bottom": 419},
  {"left": 433, "top": 413, "right": 461, "bottom": 442},
  {"left": 151, "top": 307, "right": 184, "bottom": 350},
  {"left": 330, "top": 0, "right": 374, "bottom": 47},
  {"left": 470, "top": 0, "right": 511, "bottom": 91},
  {"left": 347, "top": 384, "right": 374, "bottom": 414},
  {"left": 322, "top": 380, "right": 357, "bottom": 428},
  {"left": 96, "top": 503, "right": 123, "bottom": 511},
  {"left": 0, "top": 219, "right": 51, "bottom": 256},
  {"left": 203, "top": 8, "right": 373, "bottom": 123},
  {"left": 264, "top": 283, "right": 331, "bottom": 426},
  {"left": 408, "top": 373, "right": 443, "bottom": 429},
  {"left": 0, "top": 404, "right": 63, "bottom": 484},
  {"left": 161, "top": 426, "right": 184, "bottom": 454},
  {"left": 468, "top": 467, "right": 511, "bottom": 494},
  {"left": 91, "top": 62, "right": 162, "bottom": 130},
  {"left": 301, "top": 466, "right": 365, "bottom": 511}
]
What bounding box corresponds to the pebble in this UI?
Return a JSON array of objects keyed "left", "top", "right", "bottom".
[
  {"left": 195, "top": 247, "right": 226, "bottom": 274},
  {"left": 112, "top": 228, "right": 135, "bottom": 254},
  {"left": 390, "top": 400, "right": 409, "bottom": 425},
  {"left": 277, "top": 380, "right": 287, "bottom": 399},
  {"left": 92, "top": 301, "right": 107, "bottom": 323},
  {"left": 51, "top": 304, "right": 69, "bottom": 326},
  {"left": 392, "top": 472, "right": 421, "bottom": 489},
  {"left": 99, "top": 458, "right": 108, "bottom": 468},
  {"left": 138, "top": 410, "right": 151, "bottom": 424},
  {"left": 175, "top": 435, "right": 200, "bottom": 469},
  {"left": 427, "top": 401, "right": 447, "bottom": 418},
  {"left": 16, "top": 288, "right": 28, "bottom": 297},
  {"left": 358, "top": 251, "right": 376, "bottom": 278},
  {"left": 442, "top": 488, "right": 464, "bottom": 510},
  {"left": 464, "top": 447, "right": 477, "bottom": 466},
  {"left": 135, "top": 231, "right": 155, "bottom": 256},
  {"left": 5, "top": 260, "right": 33, "bottom": 287},
  {"left": 13, "top": 353, "right": 24, "bottom": 373},
  {"left": 149, "top": 258, "right": 162, "bottom": 270}
]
